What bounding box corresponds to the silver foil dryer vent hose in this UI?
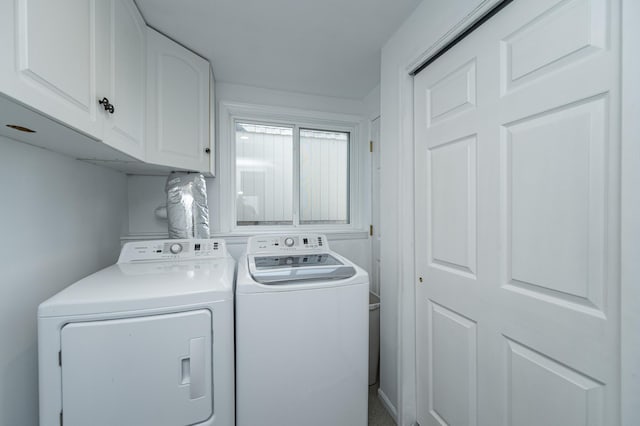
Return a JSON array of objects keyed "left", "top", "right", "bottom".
[{"left": 165, "top": 172, "right": 210, "bottom": 239}]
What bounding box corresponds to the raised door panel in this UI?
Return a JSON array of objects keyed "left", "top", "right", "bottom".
[
  {"left": 61, "top": 310, "right": 212, "bottom": 426},
  {"left": 100, "top": 0, "right": 146, "bottom": 159},
  {"left": 424, "top": 301, "right": 478, "bottom": 426},
  {"left": 428, "top": 135, "right": 477, "bottom": 277},
  {"left": 502, "top": 97, "right": 607, "bottom": 312},
  {"left": 427, "top": 59, "right": 477, "bottom": 127},
  {"left": 146, "top": 28, "right": 211, "bottom": 172},
  {"left": 501, "top": 0, "right": 608, "bottom": 95},
  {"left": 0, "top": 0, "right": 101, "bottom": 138},
  {"left": 505, "top": 339, "right": 604, "bottom": 426}
]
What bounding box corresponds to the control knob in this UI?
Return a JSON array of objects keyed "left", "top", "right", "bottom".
[
  {"left": 170, "top": 243, "right": 183, "bottom": 254},
  {"left": 284, "top": 237, "right": 295, "bottom": 247}
]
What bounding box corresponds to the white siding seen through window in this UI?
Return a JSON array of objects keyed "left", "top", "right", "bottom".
[
  {"left": 235, "top": 122, "right": 350, "bottom": 226},
  {"left": 236, "top": 123, "right": 293, "bottom": 225},
  {"left": 300, "top": 129, "right": 349, "bottom": 224}
]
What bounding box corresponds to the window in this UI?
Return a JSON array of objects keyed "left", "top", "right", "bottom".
[
  {"left": 219, "top": 102, "right": 366, "bottom": 234},
  {"left": 235, "top": 122, "right": 350, "bottom": 227}
]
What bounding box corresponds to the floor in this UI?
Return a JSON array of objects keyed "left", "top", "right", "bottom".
[{"left": 368, "top": 384, "right": 396, "bottom": 426}]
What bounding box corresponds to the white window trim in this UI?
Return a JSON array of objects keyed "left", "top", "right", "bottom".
[{"left": 218, "top": 101, "right": 369, "bottom": 235}]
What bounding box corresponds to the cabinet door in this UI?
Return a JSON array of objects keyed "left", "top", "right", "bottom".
[
  {"left": 146, "top": 27, "right": 211, "bottom": 172},
  {"left": 0, "top": 0, "right": 101, "bottom": 138},
  {"left": 98, "top": 0, "right": 146, "bottom": 159}
]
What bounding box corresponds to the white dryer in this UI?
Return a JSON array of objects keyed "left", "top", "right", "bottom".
[
  {"left": 235, "top": 234, "right": 369, "bottom": 426},
  {"left": 38, "top": 239, "right": 235, "bottom": 426}
]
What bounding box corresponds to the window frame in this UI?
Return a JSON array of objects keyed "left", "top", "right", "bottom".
[{"left": 219, "top": 101, "right": 367, "bottom": 235}]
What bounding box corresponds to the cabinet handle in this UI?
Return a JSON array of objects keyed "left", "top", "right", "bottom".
[
  {"left": 204, "top": 148, "right": 211, "bottom": 154},
  {"left": 98, "top": 97, "right": 115, "bottom": 114}
]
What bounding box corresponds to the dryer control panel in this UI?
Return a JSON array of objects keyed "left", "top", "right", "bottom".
[
  {"left": 118, "top": 239, "right": 227, "bottom": 263},
  {"left": 247, "top": 234, "right": 328, "bottom": 254}
]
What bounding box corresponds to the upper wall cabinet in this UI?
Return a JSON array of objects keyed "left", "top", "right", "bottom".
[
  {"left": 0, "top": 0, "right": 146, "bottom": 160},
  {"left": 0, "top": 0, "right": 102, "bottom": 138},
  {"left": 97, "top": 0, "right": 147, "bottom": 159},
  {"left": 146, "top": 28, "right": 213, "bottom": 174},
  {"left": 0, "top": 1, "right": 214, "bottom": 174}
]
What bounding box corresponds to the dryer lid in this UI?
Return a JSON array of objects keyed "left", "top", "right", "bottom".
[{"left": 38, "top": 258, "right": 235, "bottom": 317}]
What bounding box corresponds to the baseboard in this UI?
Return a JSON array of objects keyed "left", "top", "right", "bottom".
[{"left": 377, "top": 388, "right": 398, "bottom": 423}]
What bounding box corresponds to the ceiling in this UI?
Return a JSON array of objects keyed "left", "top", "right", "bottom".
[{"left": 135, "top": 0, "right": 422, "bottom": 100}]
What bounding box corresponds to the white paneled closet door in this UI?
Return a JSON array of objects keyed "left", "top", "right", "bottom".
[{"left": 414, "top": 0, "right": 620, "bottom": 425}]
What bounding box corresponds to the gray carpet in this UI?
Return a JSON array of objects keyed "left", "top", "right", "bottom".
[{"left": 368, "top": 385, "right": 396, "bottom": 426}]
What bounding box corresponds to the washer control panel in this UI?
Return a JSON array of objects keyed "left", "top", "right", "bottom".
[
  {"left": 247, "top": 234, "right": 327, "bottom": 254},
  {"left": 118, "top": 239, "right": 226, "bottom": 263}
]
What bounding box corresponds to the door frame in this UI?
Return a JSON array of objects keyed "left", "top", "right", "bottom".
[
  {"left": 619, "top": 0, "right": 640, "bottom": 423},
  {"left": 370, "top": 115, "right": 381, "bottom": 296},
  {"left": 391, "top": 0, "right": 640, "bottom": 424}
]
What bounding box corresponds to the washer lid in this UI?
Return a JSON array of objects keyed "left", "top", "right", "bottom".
[{"left": 248, "top": 253, "right": 356, "bottom": 284}]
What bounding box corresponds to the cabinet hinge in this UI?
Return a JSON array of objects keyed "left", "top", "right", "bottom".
[
  {"left": 58, "top": 351, "right": 61, "bottom": 367},
  {"left": 369, "top": 141, "right": 373, "bottom": 152},
  {"left": 369, "top": 224, "right": 373, "bottom": 236}
]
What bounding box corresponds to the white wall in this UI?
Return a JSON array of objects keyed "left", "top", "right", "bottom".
[
  {"left": 125, "top": 82, "right": 372, "bottom": 272},
  {"left": 216, "top": 82, "right": 367, "bottom": 116},
  {"left": 0, "top": 136, "right": 127, "bottom": 426},
  {"left": 379, "top": 0, "right": 488, "bottom": 423},
  {"left": 364, "top": 84, "right": 381, "bottom": 120},
  {"left": 126, "top": 174, "right": 372, "bottom": 272}
]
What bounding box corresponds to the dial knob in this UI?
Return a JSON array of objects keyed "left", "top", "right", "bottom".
[
  {"left": 170, "top": 243, "right": 183, "bottom": 254},
  {"left": 284, "top": 237, "right": 295, "bottom": 247}
]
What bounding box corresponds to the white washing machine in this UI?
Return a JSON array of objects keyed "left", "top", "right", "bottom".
[
  {"left": 235, "top": 234, "right": 369, "bottom": 426},
  {"left": 38, "top": 239, "right": 235, "bottom": 426}
]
